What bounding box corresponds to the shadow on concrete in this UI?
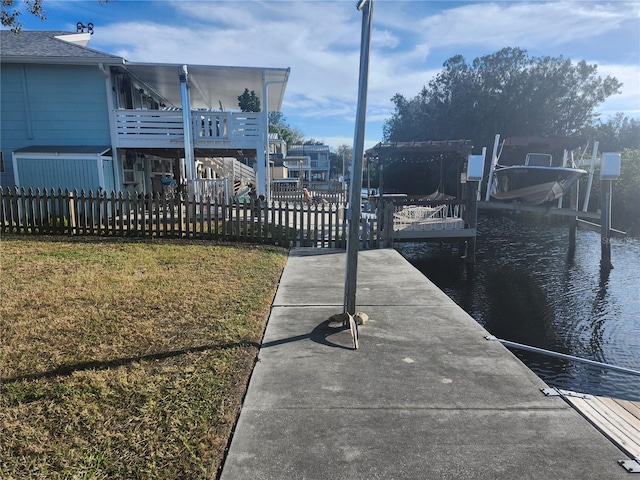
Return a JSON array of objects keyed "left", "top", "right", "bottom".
[{"left": 261, "top": 320, "right": 354, "bottom": 351}]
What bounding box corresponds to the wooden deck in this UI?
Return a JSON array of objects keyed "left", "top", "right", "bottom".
[{"left": 545, "top": 388, "right": 640, "bottom": 472}]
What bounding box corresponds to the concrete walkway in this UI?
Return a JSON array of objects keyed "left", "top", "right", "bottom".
[{"left": 219, "top": 248, "right": 630, "bottom": 479}]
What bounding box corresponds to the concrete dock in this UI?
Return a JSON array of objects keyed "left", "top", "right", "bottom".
[{"left": 219, "top": 248, "right": 632, "bottom": 479}]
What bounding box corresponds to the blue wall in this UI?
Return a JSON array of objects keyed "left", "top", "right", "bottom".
[{"left": 0, "top": 63, "right": 111, "bottom": 190}]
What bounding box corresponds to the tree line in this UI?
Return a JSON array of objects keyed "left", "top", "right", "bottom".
[{"left": 382, "top": 47, "right": 638, "bottom": 152}]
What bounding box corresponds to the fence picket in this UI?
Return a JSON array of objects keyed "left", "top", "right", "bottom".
[{"left": 0, "top": 188, "right": 392, "bottom": 250}]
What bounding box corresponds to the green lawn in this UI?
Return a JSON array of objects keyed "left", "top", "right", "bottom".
[{"left": 0, "top": 236, "right": 288, "bottom": 479}]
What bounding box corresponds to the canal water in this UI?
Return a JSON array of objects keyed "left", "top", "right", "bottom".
[{"left": 398, "top": 213, "right": 640, "bottom": 401}]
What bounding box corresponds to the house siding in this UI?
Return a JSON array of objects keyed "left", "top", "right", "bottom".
[{"left": 1, "top": 63, "right": 111, "bottom": 189}]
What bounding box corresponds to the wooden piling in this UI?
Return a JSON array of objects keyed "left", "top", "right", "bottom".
[{"left": 465, "top": 181, "right": 478, "bottom": 265}]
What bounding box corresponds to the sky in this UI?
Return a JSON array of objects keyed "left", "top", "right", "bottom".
[{"left": 14, "top": 0, "right": 640, "bottom": 151}]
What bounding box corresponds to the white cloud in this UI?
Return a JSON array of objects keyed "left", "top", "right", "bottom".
[
  {"left": 596, "top": 63, "right": 640, "bottom": 119},
  {"left": 407, "top": 1, "right": 639, "bottom": 49},
  {"left": 87, "top": 0, "right": 639, "bottom": 146}
]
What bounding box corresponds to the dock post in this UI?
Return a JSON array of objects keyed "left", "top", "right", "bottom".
[
  {"left": 466, "top": 181, "right": 478, "bottom": 266},
  {"left": 599, "top": 152, "right": 620, "bottom": 271},
  {"left": 600, "top": 179, "right": 613, "bottom": 270},
  {"left": 464, "top": 150, "right": 485, "bottom": 268}
]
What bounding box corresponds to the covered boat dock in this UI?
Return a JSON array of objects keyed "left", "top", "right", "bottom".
[{"left": 365, "top": 140, "right": 481, "bottom": 261}]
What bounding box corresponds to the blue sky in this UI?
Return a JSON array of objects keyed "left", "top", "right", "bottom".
[{"left": 16, "top": 0, "right": 640, "bottom": 150}]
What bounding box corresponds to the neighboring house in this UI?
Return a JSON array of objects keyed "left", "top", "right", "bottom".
[
  {"left": 270, "top": 160, "right": 289, "bottom": 181},
  {"left": 0, "top": 30, "right": 289, "bottom": 199},
  {"left": 268, "top": 132, "right": 293, "bottom": 189},
  {"left": 284, "top": 144, "right": 331, "bottom": 187},
  {"left": 268, "top": 132, "right": 287, "bottom": 159}
]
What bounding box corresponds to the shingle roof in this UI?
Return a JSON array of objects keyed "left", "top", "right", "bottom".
[{"left": 0, "top": 30, "right": 124, "bottom": 64}]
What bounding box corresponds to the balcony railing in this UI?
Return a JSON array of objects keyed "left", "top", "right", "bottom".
[
  {"left": 114, "top": 110, "right": 264, "bottom": 149},
  {"left": 283, "top": 159, "right": 330, "bottom": 170}
]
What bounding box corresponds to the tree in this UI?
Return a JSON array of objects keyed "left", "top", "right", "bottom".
[
  {"left": 302, "top": 138, "right": 324, "bottom": 146},
  {"left": 268, "top": 111, "right": 304, "bottom": 147},
  {"left": 237, "top": 88, "right": 261, "bottom": 112},
  {"left": 579, "top": 113, "right": 640, "bottom": 152},
  {"left": 613, "top": 149, "right": 640, "bottom": 235},
  {"left": 2, "top": 0, "right": 45, "bottom": 32},
  {"left": 383, "top": 47, "right": 622, "bottom": 151},
  {"left": 329, "top": 144, "right": 352, "bottom": 180},
  {"left": 2, "top": 0, "right": 110, "bottom": 33}
]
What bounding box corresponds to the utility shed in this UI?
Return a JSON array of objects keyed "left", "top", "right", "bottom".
[
  {"left": 365, "top": 140, "right": 472, "bottom": 200},
  {"left": 12, "top": 146, "right": 114, "bottom": 193}
]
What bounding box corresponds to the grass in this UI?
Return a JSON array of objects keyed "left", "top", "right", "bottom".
[{"left": 0, "top": 236, "right": 288, "bottom": 479}]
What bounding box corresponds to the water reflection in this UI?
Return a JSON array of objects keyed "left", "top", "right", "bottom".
[
  {"left": 484, "top": 268, "right": 560, "bottom": 347},
  {"left": 399, "top": 213, "right": 640, "bottom": 401}
]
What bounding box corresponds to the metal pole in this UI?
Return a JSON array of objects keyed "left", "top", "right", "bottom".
[
  {"left": 582, "top": 141, "right": 599, "bottom": 213},
  {"left": 486, "top": 335, "right": 640, "bottom": 377},
  {"left": 344, "top": 0, "right": 373, "bottom": 315},
  {"left": 484, "top": 134, "right": 500, "bottom": 202},
  {"left": 557, "top": 149, "right": 568, "bottom": 208}
]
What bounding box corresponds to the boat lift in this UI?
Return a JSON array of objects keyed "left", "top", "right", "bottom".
[{"left": 480, "top": 134, "right": 623, "bottom": 269}]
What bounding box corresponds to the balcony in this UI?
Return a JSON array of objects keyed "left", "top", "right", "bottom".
[
  {"left": 283, "top": 158, "right": 330, "bottom": 170},
  {"left": 113, "top": 109, "right": 264, "bottom": 150}
]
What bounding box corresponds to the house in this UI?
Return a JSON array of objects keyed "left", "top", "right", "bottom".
[
  {"left": 0, "top": 30, "right": 290, "bottom": 200},
  {"left": 283, "top": 144, "right": 331, "bottom": 189}
]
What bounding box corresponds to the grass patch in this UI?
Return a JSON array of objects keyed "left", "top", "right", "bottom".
[{"left": 0, "top": 236, "right": 288, "bottom": 479}]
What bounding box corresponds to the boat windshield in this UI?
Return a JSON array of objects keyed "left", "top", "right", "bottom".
[{"left": 525, "top": 153, "right": 552, "bottom": 167}]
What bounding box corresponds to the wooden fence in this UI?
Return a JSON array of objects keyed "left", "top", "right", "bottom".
[
  {"left": 0, "top": 188, "right": 394, "bottom": 249},
  {"left": 270, "top": 184, "right": 347, "bottom": 204}
]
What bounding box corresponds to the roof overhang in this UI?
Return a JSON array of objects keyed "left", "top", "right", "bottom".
[
  {"left": 365, "top": 140, "right": 473, "bottom": 161},
  {"left": 1, "top": 55, "right": 125, "bottom": 66},
  {"left": 122, "top": 62, "right": 290, "bottom": 111},
  {"left": 14, "top": 145, "right": 112, "bottom": 156}
]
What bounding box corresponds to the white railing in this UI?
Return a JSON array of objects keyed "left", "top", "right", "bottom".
[
  {"left": 283, "top": 159, "right": 331, "bottom": 170},
  {"left": 115, "top": 110, "right": 184, "bottom": 145},
  {"left": 192, "top": 112, "right": 262, "bottom": 141},
  {"left": 208, "top": 158, "right": 256, "bottom": 185},
  {"left": 392, "top": 203, "right": 465, "bottom": 231},
  {"left": 189, "top": 178, "right": 229, "bottom": 203},
  {"left": 114, "top": 110, "right": 264, "bottom": 148}
]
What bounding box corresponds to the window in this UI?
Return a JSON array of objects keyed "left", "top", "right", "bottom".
[{"left": 123, "top": 152, "right": 136, "bottom": 184}]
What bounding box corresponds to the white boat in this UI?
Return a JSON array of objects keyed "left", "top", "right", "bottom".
[{"left": 490, "top": 136, "right": 588, "bottom": 206}]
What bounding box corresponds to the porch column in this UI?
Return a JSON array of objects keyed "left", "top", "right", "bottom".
[
  {"left": 256, "top": 148, "right": 266, "bottom": 199},
  {"left": 254, "top": 73, "right": 268, "bottom": 199},
  {"left": 179, "top": 65, "right": 195, "bottom": 183}
]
